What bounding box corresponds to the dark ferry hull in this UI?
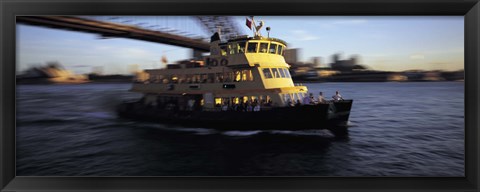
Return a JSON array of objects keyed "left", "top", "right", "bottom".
[{"left": 117, "top": 100, "right": 353, "bottom": 135}]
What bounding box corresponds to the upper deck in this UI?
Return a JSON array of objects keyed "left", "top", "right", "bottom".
[
  {"left": 131, "top": 19, "right": 310, "bottom": 107},
  {"left": 132, "top": 19, "right": 308, "bottom": 101},
  {"left": 209, "top": 35, "right": 288, "bottom": 69}
]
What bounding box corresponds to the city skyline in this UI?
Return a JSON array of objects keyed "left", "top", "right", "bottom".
[{"left": 17, "top": 16, "right": 464, "bottom": 75}]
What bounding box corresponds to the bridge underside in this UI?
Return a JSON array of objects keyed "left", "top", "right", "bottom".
[{"left": 17, "top": 16, "right": 210, "bottom": 52}]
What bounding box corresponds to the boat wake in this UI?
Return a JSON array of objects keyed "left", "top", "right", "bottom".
[
  {"left": 221, "top": 129, "right": 335, "bottom": 137},
  {"left": 222, "top": 130, "right": 263, "bottom": 136},
  {"left": 269, "top": 129, "right": 335, "bottom": 137},
  {"left": 171, "top": 127, "right": 218, "bottom": 135},
  {"left": 125, "top": 121, "right": 338, "bottom": 137}
]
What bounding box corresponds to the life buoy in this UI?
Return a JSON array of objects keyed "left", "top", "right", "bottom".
[{"left": 220, "top": 59, "right": 228, "bottom": 66}]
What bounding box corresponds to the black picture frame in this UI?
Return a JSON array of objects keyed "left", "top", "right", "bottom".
[{"left": 1, "top": 0, "right": 478, "bottom": 191}]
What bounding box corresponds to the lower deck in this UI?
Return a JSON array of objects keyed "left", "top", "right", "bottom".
[{"left": 117, "top": 99, "right": 353, "bottom": 135}]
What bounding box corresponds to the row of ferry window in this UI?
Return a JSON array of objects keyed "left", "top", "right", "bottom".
[
  {"left": 262, "top": 68, "right": 291, "bottom": 79},
  {"left": 220, "top": 41, "right": 285, "bottom": 56},
  {"left": 214, "top": 95, "right": 273, "bottom": 106},
  {"left": 149, "top": 69, "right": 254, "bottom": 84}
]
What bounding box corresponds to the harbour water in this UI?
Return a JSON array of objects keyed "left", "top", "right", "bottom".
[{"left": 16, "top": 82, "right": 464, "bottom": 176}]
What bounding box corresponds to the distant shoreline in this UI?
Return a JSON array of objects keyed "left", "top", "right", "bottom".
[
  {"left": 292, "top": 79, "right": 465, "bottom": 83},
  {"left": 16, "top": 80, "right": 465, "bottom": 86}
]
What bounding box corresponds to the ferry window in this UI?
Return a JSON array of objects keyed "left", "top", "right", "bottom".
[
  {"left": 201, "top": 74, "right": 208, "bottom": 83},
  {"left": 269, "top": 43, "right": 278, "bottom": 54},
  {"left": 228, "top": 43, "right": 237, "bottom": 54},
  {"left": 278, "top": 68, "right": 286, "bottom": 78},
  {"left": 277, "top": 45, "right": 284, "bottom": 55},
  {"left": 251, "top": 96, "right": 258, "bottom": 103},
  {"left": 259, "top": 43, "right": 269, "bottom": 53},
  {"left": 233, "top": 97, "right": 240, "bottom": 104},
  {"left": 234, "top": 71, "right": 242, "bottom": 82},
  {"left": 242, "top": 96, "right": 248, "bottom": 103},
  {"left": 215, "top": 98, "right": 222, "bottom": 106},
  {"left": 208, "top": 73, "right": 215, "bottom": 83},
  {"left": 193, "top": 74, "right": 201, "bottom": 83},
  {"left": 283, "top": 68, "right": 291, "bottom": 78},
  {"left": 238, "top": 42, "right": 246, "bottom": 53},
  {"left": 225, "top": 72, "right": 234, "bottom": 82},
  {"left": 271, "top": 68, "right": 281, "bottom": 78},
  {"left": 247, "top": 42, "right": 258, "bottom": 53},
  {"left": 220, "top": 46, "right": 227, "bottom": 56},
  {"left": 190, "top": 74, "right": 195, "bottom": 83},
  {"left": 215, "top": 73, "right": 224, "bottom": 83},
  {"left": 265, "top": 95, "right": 271, "bottom": 105},
  {"left": 242, "top": 69, "right": 253, "bottom": 81},
  {"left": 262, "top": 68, "right": 273, "bottom": 79},
  {"left": 178, "top": 75, "right": 186, "bottom": 83}
]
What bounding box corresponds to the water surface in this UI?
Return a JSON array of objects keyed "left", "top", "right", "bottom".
[{"left": 16, "top": 82, "right": 464, "bottom": 176}]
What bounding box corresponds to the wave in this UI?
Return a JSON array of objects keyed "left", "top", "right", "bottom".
[
  {"left": 220, "top": 129, "right": 335, "bottom": 137},
  {"left": 17, "top": 118, "right": 73, "bottom": 125},
  {"left": 269, "top": 129, "right": 335, "bottom": 137},
  {"left": 83, "top": 112, "right": 115, "bottom": 119},
  {"left": 222, "top": 130, "right": 263, "bottom": 136},
  {"left": 169, "top": 127, "right": 218, "bottom": 135}
]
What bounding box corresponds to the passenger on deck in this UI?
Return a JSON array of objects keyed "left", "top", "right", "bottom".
[
  {"left": 309, "top": 93, "right": 316, "bottom": 104},
  {"left": 332, "top": 91, "right": 344, "bottom": 101},
  {"left": 222, "top": 102, "right": 229, "bottom": 111},
  {"left": 247, "top": 104, "right": 253, "bottom": 112},
  {"left": 286, "top": 98, "right": 294, "bottom": 107},
  {"left": 266, "top": 99, "right": 273, "bottom": 106},
  {"left": 253, "top": 104, "right": 261, "bottom": 112},
  {"left": 318, "top": 92, "right": 326, "bottom": 103},
  {"left": 303, "top": 94, "right": 312, "bottom": 105},
  {"left": 295, "top": 99, "right": 302, "bottom": 107},
  {"left": 187, "top": 99, "right": 195, "bottom": 111}
]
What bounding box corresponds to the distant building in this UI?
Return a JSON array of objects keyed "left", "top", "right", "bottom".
[
  {"left": 311, "top": 57, "right": 322, "bottom": 67},
  {"left": 330, "top": 53, "right": 366, "bottom": 72},
  {"left": 17, "top": 62, "right": 89, "bottom": 84},
  {"left": 441, "top": 70, "right": 464, "bottom": 81},
  {"left": 423, "top": 71, "right": 444, "bottom": 81},
  {"left": 284, "top": 49, "right": 299, "bottom": 64},
  {"left": 387, "top": 72, "right": 408, "bottom": 81},
  {"left": 317, "top": 69, "right": 339, "bottom": 78}
]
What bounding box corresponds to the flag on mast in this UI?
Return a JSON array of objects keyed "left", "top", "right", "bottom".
[{"left": 246, "top": 17, "right": 252, "bottom": 30}]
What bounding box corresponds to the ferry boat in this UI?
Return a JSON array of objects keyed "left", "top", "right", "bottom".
[{"left": 117, "top": 18, "right": 353, "bottom": 136}]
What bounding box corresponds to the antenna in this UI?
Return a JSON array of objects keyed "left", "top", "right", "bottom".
[{"left": 255, "top": 21, "right": 264, "bottom": 37}]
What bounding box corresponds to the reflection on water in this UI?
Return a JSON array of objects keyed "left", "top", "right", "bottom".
[{"left": 16, "top": 82, "right": 464, "bottom": 176}]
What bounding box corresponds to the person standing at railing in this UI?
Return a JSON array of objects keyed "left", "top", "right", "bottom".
[
  {"left": 318, "top": 92, "right": 326, "bottom": 103},
  {"left": 332, "top": 91, "right": 344, "bottom": 101},
  {"left": 303, "top": 93, "right": 313, "bottom": 105}
]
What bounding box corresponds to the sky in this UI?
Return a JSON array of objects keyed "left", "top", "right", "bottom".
[{"left": 16, "top": 16, "right": 464, "bottom": 75}]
